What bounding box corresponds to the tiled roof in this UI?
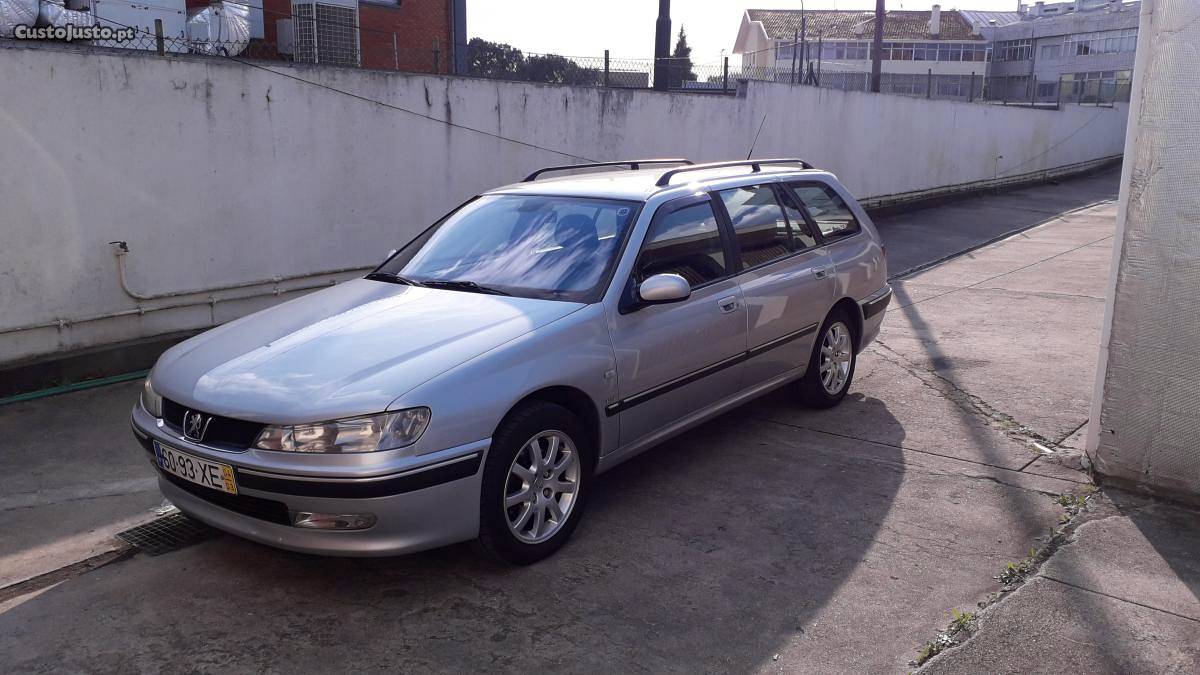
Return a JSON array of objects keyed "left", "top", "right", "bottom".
[{"left": 746, "top": 9, "right": 985, "bottom": 42}]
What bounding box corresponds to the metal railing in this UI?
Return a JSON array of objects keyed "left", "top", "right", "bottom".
[{"left": 982, "top": 75, "right": 1130, "bottom": 108}]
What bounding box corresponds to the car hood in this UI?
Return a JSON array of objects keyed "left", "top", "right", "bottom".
[{"left": 152, "top": 278, "right": 583, "bottom": 424}]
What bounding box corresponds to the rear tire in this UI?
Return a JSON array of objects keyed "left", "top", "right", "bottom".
[
  {"left": 477, "top": 401, "right": 592, "bottom": 565},
  {"left": 797, "top": 308, "right": 857, "bottom": 408}
]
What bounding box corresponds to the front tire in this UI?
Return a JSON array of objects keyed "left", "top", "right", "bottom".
[
  {"left": 797, "top": 309, "right": 857, "bottom": 408},
  {"left": 478, "top": 401, "right": 591, "bottom": 565}
]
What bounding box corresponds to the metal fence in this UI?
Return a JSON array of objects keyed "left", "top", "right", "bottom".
[{"left": 982, "top": 74, "right": 1130, "bottom": 107}]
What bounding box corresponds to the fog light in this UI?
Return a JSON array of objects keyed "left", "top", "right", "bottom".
[{"left": 291, "top": 512, "right": 376, "bottom": 530}]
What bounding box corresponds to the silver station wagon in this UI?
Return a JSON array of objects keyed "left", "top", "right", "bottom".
[{"left": 131, "top": 159, "right": 891, "bottom": 564}]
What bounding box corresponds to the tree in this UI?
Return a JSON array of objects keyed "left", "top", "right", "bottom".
[
  {"left": 467, "top": 38, "right": 525, "bottom": 79},
  {"left": 523, "top": 54, "right": 601, "bottom": 86},
  {"left": 467, "top": 38, "right": 600, "bottom": 86},
  {"left": 667, "top": 26, "right": 697, "bottom": 89}
]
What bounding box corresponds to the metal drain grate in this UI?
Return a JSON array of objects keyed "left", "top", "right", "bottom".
[{"left": 117, "top": 512, "right": 217, "bottom": 556}]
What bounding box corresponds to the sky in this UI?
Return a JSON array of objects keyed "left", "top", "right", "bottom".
[{"left": 466, "top": 1, "right": 1024, "bottom": 65}]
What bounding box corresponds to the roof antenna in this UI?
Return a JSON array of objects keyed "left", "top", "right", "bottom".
[{"left": 746, "top": 115, "right": 767, "bottom": 160}]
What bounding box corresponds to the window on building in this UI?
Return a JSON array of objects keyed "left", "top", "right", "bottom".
[
  {"left": 1064, "top": 28, "right": 1139, "bottom": 57},
  {"left": 789, "top": 183, "right": 860, "bottom": 239},
  {"left": 1041, "top": 43, "right": 1062, "bottom": 59},
  {"left": 994, "top": 39, "right": 1032, "bottom": 62},
  {"left": 818, "top": 41, "right": 869, "bottom": 61},
  {"left": 1062, "top": 70, "right": 1135, "bottom": 103},
  {"left": 1114, "top": 70, "right": 1133, "bottom": 101},
  {"left": 1121, "top": 28, "right": 1138, "bottom": 52},
  {"left": 638, "top": 202, "right": 727, "bottom": 286}
]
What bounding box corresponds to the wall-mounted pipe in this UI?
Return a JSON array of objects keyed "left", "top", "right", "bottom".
[
  {"left": 0, "top": 274, "right": 364, "bottom": 336},
  {"left": 0, "top": 242, "right": 372, "bottom": 337},
  {"left": 109, "top": 241, "right": 369, "bottom": 301}
]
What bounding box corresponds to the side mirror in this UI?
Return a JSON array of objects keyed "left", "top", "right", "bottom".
[{"left": 638, "top": 273, "right": 691, "bottom": 305}]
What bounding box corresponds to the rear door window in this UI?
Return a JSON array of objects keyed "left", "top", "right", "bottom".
[
  {"left": 718, "top": 184, "right": 818, "bottom": 268},
  {"left": 789, "top": 182, "right": 861, "bottom": 239}
]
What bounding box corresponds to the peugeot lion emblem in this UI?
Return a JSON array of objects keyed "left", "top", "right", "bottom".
[{"left": 183, "top": 411, "right": 211, "bottom": 441}]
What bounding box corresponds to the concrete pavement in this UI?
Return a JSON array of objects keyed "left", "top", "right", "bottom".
[
  {"left": 0, "top": 381, "right": 160, "bottom": 589},
  {"left": 919, "top": 493, "right": 1200, "bottom": 674},
  {"left": 3, "top": 168, "right": 1196, "bottom": 673}
]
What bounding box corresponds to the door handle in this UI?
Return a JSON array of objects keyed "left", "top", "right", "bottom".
[
  {"left": 812, "top": 265, "right": 832, "bottom": 280},
  {"left": 717, "top": 296, "right": 739, "bottom": 313}
]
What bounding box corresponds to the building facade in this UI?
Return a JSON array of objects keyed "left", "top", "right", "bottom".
[
  {"left": 986, "top": 1, "right": 1140, "bottom": 103},
  {"left": 733, "top": 6, "right": 991, "bottom": 100}
]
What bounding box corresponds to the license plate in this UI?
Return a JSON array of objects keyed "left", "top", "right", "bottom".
[{"left": 153, "top": 441, "right": 238, "bottom": 495}]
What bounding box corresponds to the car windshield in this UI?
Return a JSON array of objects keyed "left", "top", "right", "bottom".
[{"left": 374, "top": 194, "right": 640, "bottom": 302}]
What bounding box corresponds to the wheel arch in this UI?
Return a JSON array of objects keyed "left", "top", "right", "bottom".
[
  {"left": 495, "top": 386, "right": 602, "bottom": 470},
  {"left": 830, "top": 297, "right": 864, "bottom": 352}
]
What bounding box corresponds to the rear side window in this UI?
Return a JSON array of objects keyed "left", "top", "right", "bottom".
[
  {"left": 718, "top": 185, "right": 817, "bottom": 268},
  {"left": 790, "top": 182, "right": 861, "bottom": 239},
  {"left": 637, "top": 201, "right": 727, "bottom": 287}
]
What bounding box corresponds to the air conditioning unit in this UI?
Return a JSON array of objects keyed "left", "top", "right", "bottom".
[{"left": 291, "top": 0, "right": 359, "bottom": 66}]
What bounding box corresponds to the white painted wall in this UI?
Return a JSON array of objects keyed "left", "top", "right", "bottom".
[{"left": 0, "top": 42, "right": 1129, "bottom": 366}]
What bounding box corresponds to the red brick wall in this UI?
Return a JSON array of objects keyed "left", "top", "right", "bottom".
[
  {"left": 359, "top": 1, "right": 452, "bottom": 72},
  {"left": 261, "top": 0, "right": 292, "bottom": 47}
]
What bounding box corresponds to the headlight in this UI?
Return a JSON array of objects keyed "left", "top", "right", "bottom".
[
  {"left": 253, "top": 408, "right": 431, "bottom": 454},
  {"left": 141, "top": 378, "right": 163, "bottom": 417}
]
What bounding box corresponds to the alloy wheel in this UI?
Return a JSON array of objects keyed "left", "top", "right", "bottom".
[
  {"left": 819, "top": 321, "right": 853, "bottom": 395},
  {"left": 504, "top": 430, "right": 580, "bottom": 544}
]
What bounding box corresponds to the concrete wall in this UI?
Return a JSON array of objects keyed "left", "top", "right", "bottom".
[
  {"left": 0, "top": 42, "right": 1128, "bottom": 366},
  {"left": 1088, "top": 0, "right": 1200, "bottom": 501}
]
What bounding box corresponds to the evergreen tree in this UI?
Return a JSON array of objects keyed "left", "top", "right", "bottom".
[{"left": 669, "top": 27, "right": 697, "bottom": 88}]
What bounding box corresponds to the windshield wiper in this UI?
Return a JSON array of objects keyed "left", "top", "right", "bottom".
[
  {"left": 366, "top": 272, "right": 425, "bottom": 287},
  {"left": 420, "top": 279, "right": 511, "bottom": 296}
]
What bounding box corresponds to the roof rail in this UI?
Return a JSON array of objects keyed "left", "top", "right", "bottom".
[
  {"left": 523, "top": 159, "right": 693, "bottom": 182},
  {"left": 655, "top": 158, "right": 815, "bottom": 187}
]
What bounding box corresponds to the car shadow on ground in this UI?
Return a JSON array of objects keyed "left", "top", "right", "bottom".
[{"left": 1, "top": 390, "right": 907, "bottom": 673}]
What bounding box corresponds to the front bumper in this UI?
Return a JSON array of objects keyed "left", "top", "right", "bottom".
[{"left": 131, "top": 404, "right": 488, "bottom": 556}]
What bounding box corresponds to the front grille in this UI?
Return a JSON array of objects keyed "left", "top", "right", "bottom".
[
  {"left": 162, "top": 398, "right": 266, "bottom": 449},
  {"left": 160, "top": 471, "right": 291, "bottom": 526}
]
